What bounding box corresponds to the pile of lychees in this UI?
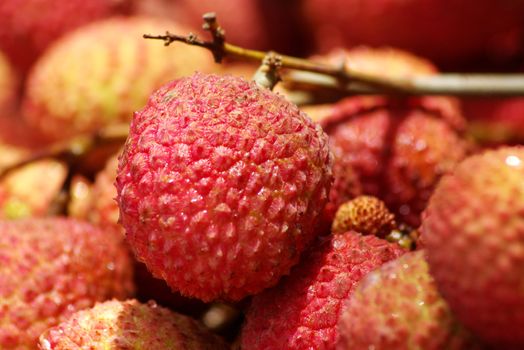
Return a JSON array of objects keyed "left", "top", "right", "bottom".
[{"left": 0, "top": 1, "right": 523, "bottom": 349}]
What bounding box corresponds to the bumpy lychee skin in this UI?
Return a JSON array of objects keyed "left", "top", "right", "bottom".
[
  {"left": 116, "top": 73, "right": 333, "bottom": 302},
  {"left": 0, "top": 0, "right": 129, "bottom": 74},
  {"left": 421, "top": 147, "right": 524, "bottom": 346},
  {"left": 303, "top": 0, "right": 524, "bottom": 68},
  {"left": 0, "top": 218, "right": 134, "bottom": 349},
  {"left": 241, "top": 232, "right": 405, "bottom": 349},
  {"left": 23, "top": 16, "right": 214, "bottom": 141},
  {"left": 338, "top": 250, "right": 478, "bottom": 350},
  {"left": 332, "top": 196, "right": 396, "bottom": 237},
  {"left": 315, "top": 48, "right": 468, "bottom": 228},
  {"left": 38, "top": 299, "right": 227, "bottom": 350}
]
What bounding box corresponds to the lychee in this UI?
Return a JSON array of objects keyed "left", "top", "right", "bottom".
[
  {"left": 0, "top": 0, "right": 129, "bottom": 75},
  {"left": 337, "top": 250, "right": 478, "bottom": 350},
  {"left": 0, "top": 218, "right": 134, "bottom": 349},
  {"left": 23, "top": 16, "right": 215, "bottom": 141},
  {"left": 332, "top": 195, "right": 396, "bottom": 237},
  {"left": 240, "top": 232, "right": 405, "bottom": 349},
  {"left": 116, "top": 73, "right": 333, "bottom": 302},
  {"left": 310, "top": 47, "right": 468, "bottom": 228},
  {"left": 303, "top": 0, "right": 524, "bottom": 68},
  {"left": 421, "top": 147, "right": 524, "bottom": 346},
  {"left": 0, "top": 159, "right": 68, "bottom": 219},
  {"left": 39, "top": 299, "right": 227, "bottom": 350}
]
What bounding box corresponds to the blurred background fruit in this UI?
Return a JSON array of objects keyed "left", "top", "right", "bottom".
[
  {"left": 0, "top": 0, "right": 131, "bottom": 75},
  {"left": 302, "top": 0, "right": 524, "bottom": 70},
  {"left": 22, "top": 16, "right": 215, "bottom": 142}
]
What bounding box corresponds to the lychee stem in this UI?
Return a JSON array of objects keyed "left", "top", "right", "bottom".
[
  {"left": 0, "top": 123, "right": 128, "bottom": 178},
  {"left": 252, "top": 52, "right": 282, "bottom": 90},
  {"left": 144, "top": 13, "right": 524, "bottom": 97}
]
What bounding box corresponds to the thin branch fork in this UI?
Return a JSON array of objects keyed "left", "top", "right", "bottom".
[{"left": 144, "top": 13, "right": 524, "bottom": 97}]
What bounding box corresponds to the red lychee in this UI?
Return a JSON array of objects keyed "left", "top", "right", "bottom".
[
  {"left": 421, "top": 147, "right": 524, "bottom": 346},
  {"left": 303, "top": 0, "right": 524, "bottom": 68},
  {"left": 240, "top": 232, "right": 405, "bottom": 349},
  {"left": 0, "top": 0, "right": 129, "bottom": 75},
  {"left": 0, "top": 218, "right": 134, "bottom": 349},
  {"left": 338, "top": 250, "right": 479, "bottom": 350},
  {"left": 23, "top": 16, "right": 215, "bottom": 141},
  {"left": 310, "top": 47, "right": 469, "bottom": 228},
  {"left": 39, "top": 299, "right": 227, "bottom": 350},
  {"left": 116, "top": 73, "right": 333, "bottom": 302}
]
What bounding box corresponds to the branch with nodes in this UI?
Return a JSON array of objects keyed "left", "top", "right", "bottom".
[{"left": 144, "top": 12, "right": 524, "bottom": 97}]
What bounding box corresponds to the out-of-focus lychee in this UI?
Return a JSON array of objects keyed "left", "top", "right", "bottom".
[
  {"left": 0, "top": 159, "right": 68, "bottom": 219},
  {"left": 0, "top": 0, "right": 130, "bottom": 74},
  {"left": 38, "top": 299, "right": 228, "bottom": 350},
  {"left": 310, "top": 47, "right": 468, "bottom": 228},
  {"left": 422, "top": 147, "right": 524, "bottom": 346},
  {"left": 23, "top": 16, "right": 215, "bottom": 141},
  {"left": 338, "top": 250, "right": 479, "bottom": 350},
  {"left": 303, "top": 0, "right": 524, "bottom": 68},
  {"left": 0, "top": 218, "right": 134, "bottom": 349}
]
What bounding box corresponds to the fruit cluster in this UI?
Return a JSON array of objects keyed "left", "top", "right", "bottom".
[{"left": 0, "top": 1, "right": 523, "bottom": 349}]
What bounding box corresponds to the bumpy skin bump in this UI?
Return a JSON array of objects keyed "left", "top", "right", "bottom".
[
  {"left": 303, "top": 0, "right": 524, "bottom": 67},
  {"left": 23, "top": 16, "right": 214, "bottom": 141},
  {"left": 241, "top": 232, "right": 405, "bottom": 349},
  {"left": 0, "top": 0, "right": 128, "bottom": 74},
  {"left": 332, "top": 196, "right": 396, "bottom": 237},
  {"left": 116, "top": 73, "right": 333, "bottom": 302},
  {"left": 421, "top": 147, "right": 524, "bottom": 346},
  {"left": 86, "top": 152, "right": 207, "bottom": 315},
  {"left": 0, "top": 218, "right": 134, "bottom": 349},
  {"left": 314, "top": 48, "right": 468, "bottom": 228},
  {"left": 338, "top": 250, "right": 478, "bottom": 350},
  {"left": 38, "top": 299, "right": 227, "bottom": 350}
]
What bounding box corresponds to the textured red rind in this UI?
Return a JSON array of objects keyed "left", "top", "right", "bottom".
[
  {"left": 312, "top": 48, "right": 468, "bottom": 228},
  {"left": 241, "top": 232, "right": 406, "bottom": 349},
  {"left": 38, "top": 299, "right": 227, "bottom": 350},
  {"left": 0, "top": 218, "right": 134, "bottom": 349},
  {"left": 338, "top": 250, "right": 478, "bottom": 350},
  {"left": 116, "top": 73, "right": 333, "bottom": 302},
  {"left": 332, "top": 195, "right": 396, "bottom": 237},
  {"left": 422, "top": 147, "right": 524, "bottom": 346},
  {"left": 0, "top": 0, "right": 128, "bottom": 74}
]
